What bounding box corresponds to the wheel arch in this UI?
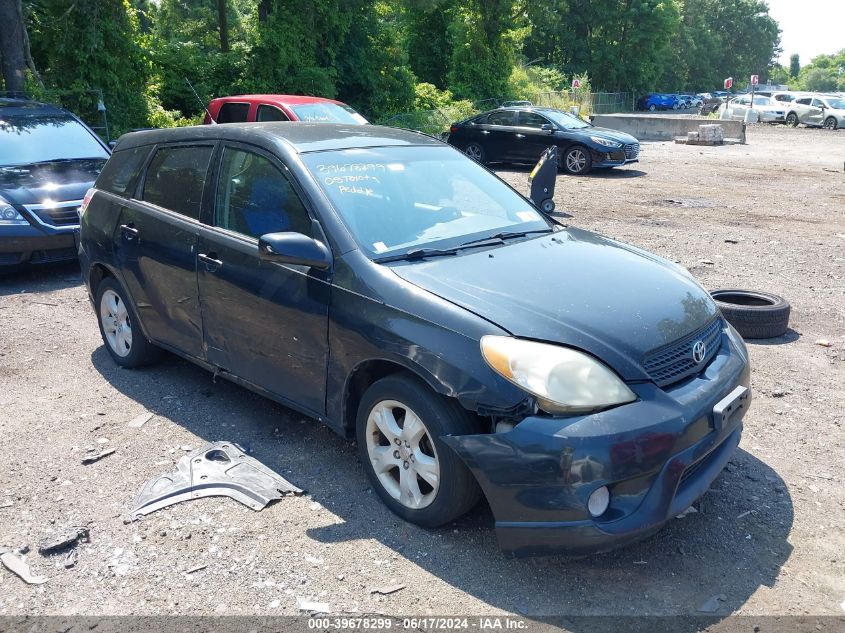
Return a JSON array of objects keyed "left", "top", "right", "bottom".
[{"left": 342, "top": 357, "right": 455, "bottom": 437}]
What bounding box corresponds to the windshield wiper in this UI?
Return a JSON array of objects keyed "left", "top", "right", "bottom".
[
  {"left": 374, "top": 247, "right": 462, "bottom": 263},
  {"left": 460, "top": 228, "right": 552, "bottom": 246}
]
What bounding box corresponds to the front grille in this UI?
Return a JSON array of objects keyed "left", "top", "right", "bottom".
[
  {"left": 624, "top": 143, "right": 640, "bottom": 159},
  {"left": 678, "top": 451, "right": 711, "bottom": 489},
  {"left": 30, "top": 247, "right": 78, "bottom": 264},
  {"left": 24, "top": 200, "right": 81, "bottom": 228},
  {"left": 642, "top": 318, "right": 723, "bottom": 387}
]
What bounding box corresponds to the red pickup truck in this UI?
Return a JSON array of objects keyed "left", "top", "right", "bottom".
[{"left": 203, "top": 94, "right": 368, "bottom": 125}]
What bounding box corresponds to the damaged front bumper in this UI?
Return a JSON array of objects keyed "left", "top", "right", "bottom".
[{"left": 443, "top": 330, "right": 750, "bottom": 557}]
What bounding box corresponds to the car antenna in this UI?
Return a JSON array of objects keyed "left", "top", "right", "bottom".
[{"left": 185, "top": 78, "right": 216, "bottom": 124}]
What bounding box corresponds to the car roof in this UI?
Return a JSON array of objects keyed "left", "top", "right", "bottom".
[
  {"left": 114, "top": 122, "right": 442, "bottom": 154},
  {"left": 0, "top": 98, "right": 70, "bottom": 118},
  {"left": 209, "top": 94, "right": 346, "bottom": 107}
]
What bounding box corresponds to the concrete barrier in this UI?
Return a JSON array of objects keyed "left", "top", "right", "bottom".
[{"left": 591, "top": 114, "right": 746, "bottom": 143}]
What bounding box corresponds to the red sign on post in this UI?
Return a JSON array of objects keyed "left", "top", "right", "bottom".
[
  {"left": 751, "top": 74, "right": 759, "bottom": 86},
  {"left": 571, "top": 79, "right": 581, "bottom": 90},
  {"left": 724, "top": 77, "right": 733, "bottom": 89}
]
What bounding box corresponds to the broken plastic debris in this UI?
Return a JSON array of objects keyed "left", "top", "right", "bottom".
[
  {"left": 0, "top": 548, "right": 47, "bottom": 584},
  {"left": 297, "top": 597, "right": 330, "bottom": 614},
  {"left": 697, "top": 594, "right": 726, "bottom": 613},
  {"left": 675, "top": 506, "right": 698, "bottom": 519},
  {"left": 130, "top": 441, "right": 303, "bottom": 520},
  {"left": 128, "top": 412, "right": 153, "bottom": 428},
  {"left": 39, "top": 526, "right": 90, "bottom": 555},
  {"left": 815, "top": 339, "right": 833, "bottom": 348},
  {"left": 82, "top": 448, "right": 116, "bottom": 465}
]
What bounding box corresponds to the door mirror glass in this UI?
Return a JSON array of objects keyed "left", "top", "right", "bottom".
[
  {"left": 258, "top": 232, "right": 331, "bottom": 270},
  {"left": 540, "top": 123, "right": 555, "bottom": 131}
]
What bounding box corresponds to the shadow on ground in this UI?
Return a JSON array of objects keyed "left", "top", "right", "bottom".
[
  {"left": 92, "top": 347, "right": 793, "bottom": 625},
  {"left": 495, "top": 165, "right": 647, "bottom": 179},
  {"left": 0, "top": 261, "right": 81, "bottom": 297}
]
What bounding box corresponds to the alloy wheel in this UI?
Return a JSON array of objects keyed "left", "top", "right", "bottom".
[
  {"left": 465, "top": 143, "right": 483, "bottom": 162},
  {"left": 100, "top": 289, "right": 133, "bottom": 357},
  {"left": 566, "top": 148, "right": 588, "bottom": 174},
  {"left": 365, "top": 399, "right": 439, "bottom": 510},
  {"left": 786, "top": 113, "right": 798, "bottom": 127},
  {"left": 823, "top": 117, "right": 837, "bottom": 130}
]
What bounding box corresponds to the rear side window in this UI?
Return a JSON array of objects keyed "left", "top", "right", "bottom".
[
  {"left": 256, "top": 105, "right": 290, "bottom": 122},
  {"left": 142, "top": 145, "right": 213, "bottom": 219},
  {"left": 95, "top": 146, "right": 150, "bottom": 197},
  {"left": 796, "top": 98, "right": 811, "bottom": 105},
  {"left": 217, "top": 102, "right": 250, "bottom": 123}
]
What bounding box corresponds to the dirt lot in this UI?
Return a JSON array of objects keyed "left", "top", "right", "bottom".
[{"left": 0, "top": 125, "right": 843, "bottom": 621}]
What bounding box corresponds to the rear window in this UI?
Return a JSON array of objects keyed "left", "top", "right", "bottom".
[
  {"left": 95, "top": 146, "right": 150, "bottom": 197},
  {"left": 217, "top": 102, "right": 250, "bottom": 124},
  {"left": 142, "top": 145, "right": 213, "bottom": 219}
]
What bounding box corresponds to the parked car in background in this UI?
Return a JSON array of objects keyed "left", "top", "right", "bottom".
[
  {"left": 79, "top": 122, "right": 750, "bottom": 556},
  {"left": 784, "top": 95, "right": 844, "bottom": 129},
  {"left": 720, "top": 95, "right": 785, "bottom": 123},
  {"left": 682, "top": 94, "right": 703, "bottom": 108},
  {"left": 637, "top": 93, "right": 680, "bottom": 111},
  {"left": 500, "top": 100, "right": 533, "bottom": 107},
  {"left": 698, "top": 93, "right": 724, "bottom": 115},
  {"left": 203, "top": 95, "right": 368, "bottom": 125},
  {"left": 0, "top": 98, "right": 110, "bottom": 270},
  {"left": 447, "top": 106, "right": 639, "bottom": 175}
]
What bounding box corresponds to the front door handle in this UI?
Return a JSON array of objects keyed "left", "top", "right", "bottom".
[
  {"left": 198, "top": 252, "right": 223, "bottom": 271},
  {"left": 480, "top": 130, "right": 490, "bottom": 135},
  {"left": 515, "top": 133, "right": 526, "bottom": 138},
  {"left": 120, "top": 224, "right": 139, "bottom": 240}
]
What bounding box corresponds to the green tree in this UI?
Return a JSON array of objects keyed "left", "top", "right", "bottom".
[
  {"left": 404, "top": 0, "right": 454, "bottom": 88},
  {"left": 26, "top": 0, "right": 150, "bottom": 134},
  {"left": 789, "top": 53, "right": 799, "bottom": 77},
  {"left": 795, "top": 49, "right": 845, "bottom": 91}
]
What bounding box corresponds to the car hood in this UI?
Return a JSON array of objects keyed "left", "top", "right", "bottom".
[
  {"left": 0, "top": 158, "right": 105, "bottom": 206},
  {"left": 388, "top": 228, "right": 718, "bottom": 379},
  {"left": 581, "top": 127, "right": 639, "bottom": 145}
]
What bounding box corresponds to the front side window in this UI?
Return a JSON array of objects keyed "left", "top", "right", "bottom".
[
  {"left": 811, "top": 98, "right": 825, "bottom": 108},
  {"left": 301, "top": 145, "right": 550, "bottom": 259},
  {"left": 215, "top": 148, "right": 311, "bottom": 239},
  {"left": 0, "top": 113, "right": 109, "bottom": 167},
  {"left": 142, "top": 145, "right": 213, "bottom": 219},
  {"left": 517, "top": 111, "right": 551, "bottom": 128},
  {"left": 217, "top": 102, "right": 250, "bottom": 124},
  {"left": 256, "top": 105, "right": 290, "bottom": 122}
]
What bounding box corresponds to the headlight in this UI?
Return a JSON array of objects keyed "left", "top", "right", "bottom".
[
  {"left": 590, "top": 136, "right": 622, "bottom": 148},
  {"left": 0, "top": 197, "right": 29, "bottom": 225},
  {"left": 481, "top": 336, "right": 636, "bottom": 415}
]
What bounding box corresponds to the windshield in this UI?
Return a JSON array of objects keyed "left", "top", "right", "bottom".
[
  {"left": 0, "top": 114, "right": 108, "bottom": 166},
  {"left": 825, "top": 98, "right": 845, "bottom": 109},
  {"left": 540, "top": 109, "right": 591, "bottom": 130},
  {"left": 301, "top": 146, "right": 551, "bottom": 259},
  {"left": 291, "top": 103, "right": 368, "bottom": 125},
  {"left": 752, "top": 96, "right": 772, "bottom": 106}
]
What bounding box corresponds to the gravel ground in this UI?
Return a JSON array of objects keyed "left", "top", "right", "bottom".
[{"left": 0, "top": 125, "right": 843, "bottom": 620}]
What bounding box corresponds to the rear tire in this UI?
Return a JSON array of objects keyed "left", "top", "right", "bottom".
[
  {"left": 96, "top": 277, "right": 161, "bottom": 367},
  {"left": 786, "top": 112, "right": 799, "bottom": 127},
  {"left": 463, "top": 142, "right": 487, "bottom": 164},
  {"left": 648, "top": 104, "right": 657, "bottom": 112},
  {"left": 710, "top": 289, "right": 791, "bottom": 339},
  {"left": 356, "top": 374, "right": 481, "bottom": 528}
]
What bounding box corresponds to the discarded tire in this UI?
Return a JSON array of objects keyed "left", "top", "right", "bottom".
[{"left": 710, "top": 289, "right": 791, "bottom": 339}]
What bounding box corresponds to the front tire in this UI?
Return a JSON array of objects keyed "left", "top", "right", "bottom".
[
  {"left": 562, "top": 145, "right": 593, "bottom": 175},
  {"left": 823, "top": 116, "right": 838, "bottom": 130},
  {"left": 96, "top": 277, "right": 160, "bottom": 368},
  {"left": 356, "top": 374, "right": 481, "bottom": 527},
  {"left": 463, "top": 142, "right": 487, "bottom": 164}
]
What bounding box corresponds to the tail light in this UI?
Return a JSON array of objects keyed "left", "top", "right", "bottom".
[
  {"left": 450, "top": 125, "right": 458, "bottom": 134},
  {"left": 79, "top": 188, "right": 95, "bottom": 217}
]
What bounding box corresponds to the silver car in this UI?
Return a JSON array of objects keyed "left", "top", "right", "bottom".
[{"left": 785, "top": 95, "right": 845, "bottom": 129}]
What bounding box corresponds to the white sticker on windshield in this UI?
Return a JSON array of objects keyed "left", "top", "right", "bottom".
[
  {"left": 517, "top": 211, "right": 538, "bottom": 222},
  {"left": 373, "top": 241, "right": 388, "bottom": 253}
]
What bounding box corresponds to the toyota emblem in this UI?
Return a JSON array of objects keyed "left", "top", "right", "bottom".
[{"left": 692, "top": 340, "right": 706, "bottom": 364}]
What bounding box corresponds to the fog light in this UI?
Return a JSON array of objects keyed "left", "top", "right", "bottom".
[{"left": 587, "top": 486, "right": 610, "bottom": 517}]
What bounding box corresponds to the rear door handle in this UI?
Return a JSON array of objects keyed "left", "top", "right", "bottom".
[
  {"left": 120, "top": 224, "right": 139, "bottom": 240},
  {"left": 480, "top": 130, "right": 490, "bottom": 135},
  {"left": 198, "top": 252, "right": 223, "bottom": 271}
]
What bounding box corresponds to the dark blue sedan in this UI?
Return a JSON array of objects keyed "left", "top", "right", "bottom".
[
  {"left": 79, "top": 123, "right": 750, "bottom": 556},
  {"left": 446, "top": 107, "right": 640, "bottom": 175}
]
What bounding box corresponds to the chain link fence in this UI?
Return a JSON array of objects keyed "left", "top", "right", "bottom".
[{"left": 380, "top": 92, "right": 635, "bottom": 136}]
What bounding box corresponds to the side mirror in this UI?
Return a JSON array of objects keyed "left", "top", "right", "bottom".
[
  {"left": 258, "top": 232, "right": 331, "bottom": 270},
  {"left": 108, "top": 140, "right": 117, "bottom": 150},
  {"left": 540, "top": 123, "right": 555, "bottom": 132}
]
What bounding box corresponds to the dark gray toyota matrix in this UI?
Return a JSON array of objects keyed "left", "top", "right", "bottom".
[{"left": 79, "top": 123, "right": 751, "bottom": 556}]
